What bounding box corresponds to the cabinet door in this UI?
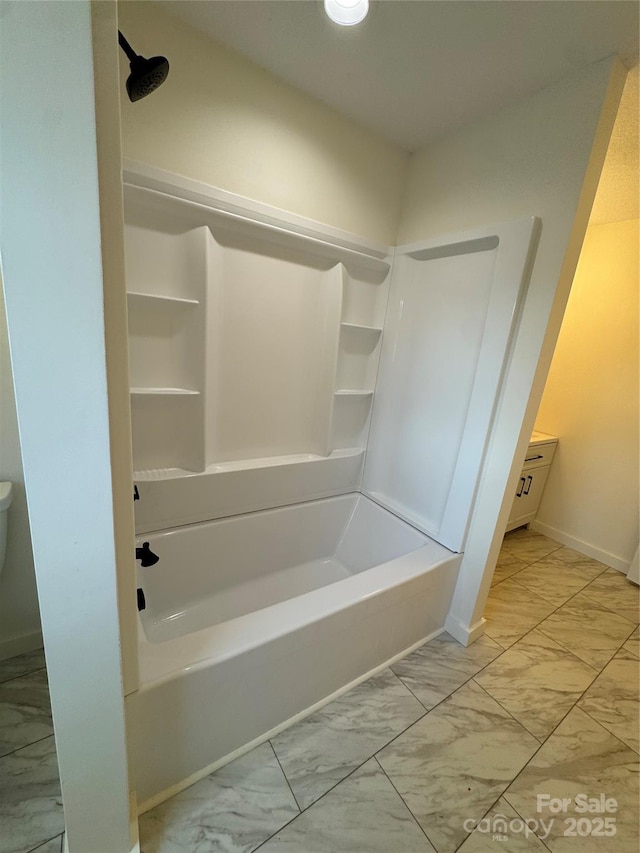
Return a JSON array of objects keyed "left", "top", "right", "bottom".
[{"left": 507, "top": 466, "right": 550, "bottom": 530}]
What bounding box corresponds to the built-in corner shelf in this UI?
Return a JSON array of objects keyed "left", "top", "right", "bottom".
[
  {"left": 130, "top": 387, "right": 200, "bottom": 396},
  {"left": 127, "top": 291, "right": 200, "bottom": 306},
  {"left": 334, "top": 390, "right": 374, "bottom": 397}
]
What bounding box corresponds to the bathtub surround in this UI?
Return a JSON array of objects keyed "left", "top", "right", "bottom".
[{"left": 125, "top": 160, "right": 541, "bottom": 803}]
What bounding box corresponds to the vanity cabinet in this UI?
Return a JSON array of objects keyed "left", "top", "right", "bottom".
[{"left": 506, "top": 431, "right": 557, "bottom": 532}]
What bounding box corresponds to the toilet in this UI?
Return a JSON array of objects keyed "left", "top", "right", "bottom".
[{"left": 0, "top": 482, "right": 13, "bottom": 577}]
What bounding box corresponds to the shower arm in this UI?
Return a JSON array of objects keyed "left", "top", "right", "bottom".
[{"left": 118, "top": 30, "right": 138, "bottom": 63}]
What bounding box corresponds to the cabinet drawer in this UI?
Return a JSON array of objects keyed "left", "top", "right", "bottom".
[{"left": 523, "top": 441, "right": 556, "bottom": 469}]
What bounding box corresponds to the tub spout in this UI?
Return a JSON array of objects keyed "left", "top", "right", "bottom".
[{"left": 136, "top": 542, "right": 159, "bottom": 567}]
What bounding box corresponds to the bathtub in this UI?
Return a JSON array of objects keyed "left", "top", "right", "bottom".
[{"left": 129, "top": 493, "right": 461, "bottom": 807}]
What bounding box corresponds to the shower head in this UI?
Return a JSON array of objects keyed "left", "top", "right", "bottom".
[{"left": 118, "top": 30, "right": 169, "bottom": 102}]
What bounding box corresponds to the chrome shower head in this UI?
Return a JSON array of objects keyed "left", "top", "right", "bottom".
[{"left": 118, "top": 30, "right": 169, "bottom": 102}]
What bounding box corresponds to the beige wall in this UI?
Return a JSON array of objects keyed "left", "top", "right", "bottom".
[
  {"left": 0, "top": 279, "right": 40, "bottom": 658},
  {"left": 117, "top": 1, "right": 408, "bottom": 245},
  {"left": 534, "top": 219, "right": 639, "bottom": 567}
]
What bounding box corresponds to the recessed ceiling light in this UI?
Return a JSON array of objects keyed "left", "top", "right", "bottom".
[{"left": 324, "top": 0, "right": 369, "bottom": 27}]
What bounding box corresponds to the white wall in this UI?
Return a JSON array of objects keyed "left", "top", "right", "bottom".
[
  {"left": 397, "top": 58, "right": 626, "bottom": 642},
  {"left": 0, "top": 278, "right": 40, "bottom": 659},
  {"left": 117, "top": 1, "right": 408, "bottom": 246},
  {"left": 534, "top": 219, "right": 639, "bottom": 569},
  {"left": 0, "top": 2, "right": 134, "bottom": 850}
]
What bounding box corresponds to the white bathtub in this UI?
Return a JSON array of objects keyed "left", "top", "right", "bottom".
[{"left": 129, "top": 493, "right": 461, "bottom": 807}]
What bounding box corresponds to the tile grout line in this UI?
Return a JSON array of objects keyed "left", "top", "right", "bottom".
[
  {"left": 483, "top": 544, "right": 640, "bottom": 846},
  {"left": 25, "top": 832, "right": 64, "bottom": 853},
  {"left": 482, "top": 570, "right": 639, "bottom": 777},
  {"left": 0, "top": 731, "right": 55, "bottom": 761},
  {"left": 486, "top": 544, "right": 637, "bottom": 661},
  {"left": 0, "top": 665, "right": 47, "bottom": 687},
  {"left": 501, "top": 688, "right": 626, "bottom": 813},
  {"left": 372, "top": 754, "right": 440, "bottom": 852},
  {"left": 479, "top": 568, "right": 636, "bottom": 740},
  {"left": 252, "top": 648, "right": 510, "bottom": 853},
  {"left": 267, "top": 740, "right": 302, "bottom": 814},
  {"left": 367, "top": 654, "right": 534, "bottom": 850},
  {"left": 449, "top": 790, "right": 553, "bottom": 853},
  {"left": 485, "top": 546, "right": 582, "bottom": 647},
  {"left": 576, "top": 703, "right": 640, "bottom": 757},
  {"left": 387, "top": 665, "right": 432, "bottom": 715},
  {"left": 253, "top": 668, "right": 438, "bottom": 850},
  {"left": 250, "top": 755, "right": 393, "bottom": 853}
]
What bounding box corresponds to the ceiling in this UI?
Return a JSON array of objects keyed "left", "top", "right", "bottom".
[{"left": 160, "top": 0, "right": 639, "bottom": 152}]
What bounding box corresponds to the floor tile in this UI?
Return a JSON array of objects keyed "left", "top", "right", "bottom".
[
  {"left": 483, "top": 580, "right": 555, "bottom": 649},
  {"left": 28, "top": 836, "right": 63, "bottom": 853},
  {"left": 511, "top": 554, "right": 605, "bottom": 607},
  {"left": 270, "top": 668, "right": 424, "bottom": 810},
  {"left": 505, "top": 707, "right": 639, "bottom": 853},
  {"left": 0, "top": 669, "right": 54, "bottom": 758},
  {"left": 578, "top": 569, "right": 640, "bottom": 624},
  {"left": 0, "top": 736, "right": 64, "bottom": 853},
  {"left": 492, "top": 551, "right": 529, "bottom": 587},
  {"left": 139, "top": 742, "right": 299, "bottom": 853},
  {"left": 377, "top": 680, "right": 539, "bottom": 853},
  {"left": 457, "top": 798, "right": 549, "bottom": 851},
  {"left": 550, "top": 547, "right": 609, "bottom": 574},
  {"left": 0, "top": 649, "right": 46, "bottom": 685},
  {"left": 391, "top": 632, "right": 502, "bottom": 710},
  {"left": 578, "top": 649, "right": 639, "bottom": 754},
  {"left": 537, "top": 591, "right": 636, "bottom": 670},
  {"left": 259, "top": 758, "right": 436, "bottom": 853},
  {"left": 475, "top": 629, "right": 598, "bottom": 740},
  {"left": 500, "top": 531, "right": 562, "bottom": 563},
  {"left": 622, "top": 625, "right": 639, "bottom": 659}
]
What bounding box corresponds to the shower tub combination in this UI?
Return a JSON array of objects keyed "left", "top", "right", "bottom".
[
  {"left": 123, "top": 164, "right": 538, "bottom": 807},
  {"left": 132, "top": 493, "right": 461, "bottom": 806}
]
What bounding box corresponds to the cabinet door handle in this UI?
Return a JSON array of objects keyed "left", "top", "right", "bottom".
[
  {"left": 516, "top": 477, "right": 526, "bottom": 497},
  {"left": 524, "top": 454, "right": 544, "bottom": 463},
  {"left": 523, "top": 475, "right": 533, "bottom": 495}
]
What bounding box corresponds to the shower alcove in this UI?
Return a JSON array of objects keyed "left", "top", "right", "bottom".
[{"left": 124, "top": 162, "right": 538, "bottom": 805}]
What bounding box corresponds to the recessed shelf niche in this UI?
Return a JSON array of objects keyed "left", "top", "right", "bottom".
[
  {"left": 123, "top": 185, "right": 388, "bottom": 476},
  {"left": 329, "top": 267, "right": 385, "bottom": 452},
  {"left": 125, "top": 223, "right": 212, "bottom": 473}
]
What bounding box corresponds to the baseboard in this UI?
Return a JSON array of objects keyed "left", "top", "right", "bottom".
[
  {"left": 529, "top": 521, "right": 631, "bottom": 574},
  {"left": 0, "top": 629, "right": 43, "bottom": 662},
  {"left": 445, "top": 614, "right": 487, "bottom": 646},
  {"left": 137, "top": 625, "right": 446, "bottom": 816}
]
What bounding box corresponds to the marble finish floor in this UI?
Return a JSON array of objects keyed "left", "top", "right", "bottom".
[
  {"left": 2, "top": 528, "right": 638, "bottom": 853},
  {"left": 0, "top": 649, "right": 64, "bottom": 853}
]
